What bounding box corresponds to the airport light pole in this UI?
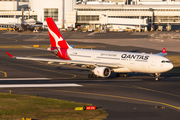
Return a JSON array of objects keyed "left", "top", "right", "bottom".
[
  {"left": 139, "top": 15, "right": 141, "bottom": 32},
  {"left": 62, "top": 0, "right": 64, "bottom": 28},
  {"left": 149, "top": 8, "right": 154, "bottom": 31}
]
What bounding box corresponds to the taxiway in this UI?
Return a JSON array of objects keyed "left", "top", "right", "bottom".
[{"left": 0, "top": 31, "right": 180, "bottom": 119}]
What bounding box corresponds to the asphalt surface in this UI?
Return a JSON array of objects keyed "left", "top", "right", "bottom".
[{"left": 0, "top": 30, "right": 180, "bottom": 120}]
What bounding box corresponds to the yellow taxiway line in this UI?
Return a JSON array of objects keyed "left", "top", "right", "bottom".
[
  {"left": 1, "top": 60, "right": 77, "bottom": 79},
  {"left": 85, "top": 83, "right": 180, "bottom": 98},
  {"left": 133, "top": 85, "right": 180, "bottom": 98},
  {"left": 0, "top": 70, "right": 7, "bottom": 77},
  {"left": 37, "top": 88, "right": 180, "bottom": 110},
  {"left": 144, "top": 31, "right": 159, "bottom": 39},
  {"left": 6, "top": 31, "right": 31, "bottom": 42}
]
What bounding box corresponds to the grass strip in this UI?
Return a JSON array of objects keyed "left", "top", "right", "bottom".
[{"left": 0, "top": 92, "right": 108, "bottom": 120}]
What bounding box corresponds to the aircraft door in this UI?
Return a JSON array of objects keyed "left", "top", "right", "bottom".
[
  {"left": 151, "top": 57, "right": 156, "bottom": 67},
  {"left": 149, "top": 56, "right": 157, "bottom": 72},
  {"left": 91, "top": 52, "right": 95, "bottom": 62}
]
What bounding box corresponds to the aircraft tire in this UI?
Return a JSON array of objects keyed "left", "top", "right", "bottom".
[
  {"left": 116, "top": 73, "right": 120, "bottom": 77},
  {"left": 88, "top": 74, "right": 92, "bottom": 78},
  {"left": 119, "top": 73, "right": 128, "bottom": 77},
  {"left": 92, "top": 74, "right": 97, "bottom": 78},
  {"left": 123, "top": 73, "right": 128, "bottom": 77},
  {"left": 120, "top": 73, "right": 124, "bottom": 77},
  {"left": 155, "top": 77, "right": 159, "bottom": 81}
]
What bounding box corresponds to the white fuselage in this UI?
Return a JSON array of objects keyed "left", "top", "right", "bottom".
[{"left": 67, "top": 48, "right": 173, "bottom": 73}]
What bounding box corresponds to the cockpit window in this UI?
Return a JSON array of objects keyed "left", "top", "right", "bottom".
[{"left": 161, "top": 60, "right": 170, "bottom": 63}]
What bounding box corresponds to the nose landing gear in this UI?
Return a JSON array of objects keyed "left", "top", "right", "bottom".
[{"left": 155, "top": 73, "right": 161, "bottom": 81}]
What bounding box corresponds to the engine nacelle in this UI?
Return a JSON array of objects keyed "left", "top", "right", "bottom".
[{"left": 93, "top": 67, "right": 111, "bottom": 78}]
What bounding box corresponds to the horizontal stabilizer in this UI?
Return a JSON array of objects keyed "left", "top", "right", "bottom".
[{"left": 6, "top": 52, "right": 14, "bottom": 58}]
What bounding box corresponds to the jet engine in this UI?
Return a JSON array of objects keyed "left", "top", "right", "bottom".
[{"left": 93, "top": 67, "right": 111, "bottom": 78}]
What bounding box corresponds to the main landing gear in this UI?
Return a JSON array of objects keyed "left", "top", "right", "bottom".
[
  {"left": 116, "top": 73, "right": 128, "bottom": 77},
  {"left": 155, "top": 73, "right": 161, "bottom": 81},
  {"left": 87, "top": 73, "right": 128, "bottom": 78},
  {"left": 88, "top": 73, "right": 98, "bottom": 78}
]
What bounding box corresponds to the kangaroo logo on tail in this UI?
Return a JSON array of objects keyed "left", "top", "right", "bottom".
[
  {"left": 46, "top": 17, "right": 72, "bottom": 49},
  {"left": 46, "top": 17, "right": 71, "bottom": 60}
]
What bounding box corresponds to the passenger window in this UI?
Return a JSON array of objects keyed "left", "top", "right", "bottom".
[{"left": 161, "top": 60, "right": 165, "bottom": 63}]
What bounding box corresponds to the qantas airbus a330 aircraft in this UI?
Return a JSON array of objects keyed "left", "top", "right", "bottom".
[{"left": 6, "top": 18, "right": 173, "bottom": 81}]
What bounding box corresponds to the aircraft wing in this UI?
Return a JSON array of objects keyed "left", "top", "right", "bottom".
[
  {"left": 6, "top": 52, "right": 124, "bottom": 68},
  {"left": 156, "top": 48, "right": 167, "bottom": 56},
  {"left": 23, "top": 46, "right": 51, "bottom": 51}
]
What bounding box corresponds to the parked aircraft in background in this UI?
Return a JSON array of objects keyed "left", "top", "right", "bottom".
[
  {"left": 6, "top": 18, "right": 173, "bottom": 81},
  {"left": 0, "top": 18, "right": 43, "bottom": 32},
  {"left": 0, "top": 8, "right": 43, "bottom": 32}
]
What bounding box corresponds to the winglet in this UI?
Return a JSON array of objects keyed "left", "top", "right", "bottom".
[
  {"left": 162, "top": 48, "right": 166, "bottom": 54},
  {"left": 156, "top": 48, "right": 167, "bottom": 56},
  {"left": 6, "top": 52, "right": 14, "bottom": 58}
]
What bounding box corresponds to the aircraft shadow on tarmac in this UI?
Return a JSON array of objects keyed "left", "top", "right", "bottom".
[{"left": 55, "top": 65, "right": 180, "bottom": 81}]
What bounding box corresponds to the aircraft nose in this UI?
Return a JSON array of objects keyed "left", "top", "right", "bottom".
[{"left": 168, "top": 63, "right": 174, "bottom": 71}]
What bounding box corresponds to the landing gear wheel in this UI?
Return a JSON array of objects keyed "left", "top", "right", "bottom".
[
  {"left": 120, "top": 73, "right": 124, "bottom": 77},
  {"left": 120, "top": 73, "right": 128, "bottom": 77},
  {"left": 116, "top": 73, "right": 120, "bottom": 77},
  {"left": 123, "top": 73, "right": 128, "bottom": 77},
  {"left": 155, "top": 77, "right": 159, "bottom": 81},
  {"left": 88, "top": 74, "right": 92, "bottom": 78},
  {"left": 92, "top": 74, "right": 98, "bottom": 78},
  {"left": 88, "top": 74, "right": 98, "bottom": 78}
]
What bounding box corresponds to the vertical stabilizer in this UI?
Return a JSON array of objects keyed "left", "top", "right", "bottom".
[{"left": 46, "top": 17, "right": 71, "bottom": 49}]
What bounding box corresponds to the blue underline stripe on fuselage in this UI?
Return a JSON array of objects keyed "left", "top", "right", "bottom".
[
  {"left": 97, "top": 57, "right": 120, "bottom": 60},
  {"left": 121, "top": 59, "right": 148, "bottom": 62},
  {"left": 135, "top": 60, "right": 148, "bottom": 62}
]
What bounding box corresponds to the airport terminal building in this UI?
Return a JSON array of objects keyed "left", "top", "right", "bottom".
[
  {"left": 1, "top": 0, "right": 180, "bottom": 31},
  {"left": 74, "top": 4, "right": 180, "bottom": 31}
]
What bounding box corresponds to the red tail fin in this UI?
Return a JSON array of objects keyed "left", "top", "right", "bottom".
[{"left": 46, "top": 17, "right": 71, "bottom": 49}]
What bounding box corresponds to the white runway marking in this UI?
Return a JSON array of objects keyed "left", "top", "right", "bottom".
[
  {"left": 0, "top": 84, "right": 82, "bottom": 88},
  {"left": 87, "top": 32, "right": 97, "bottom": 36},
  {"left": 0, "top": 78, "right": 51, "bottom": 81},
  {"left": 59, "top": 79, "right": 142, "bottom": 82}
]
